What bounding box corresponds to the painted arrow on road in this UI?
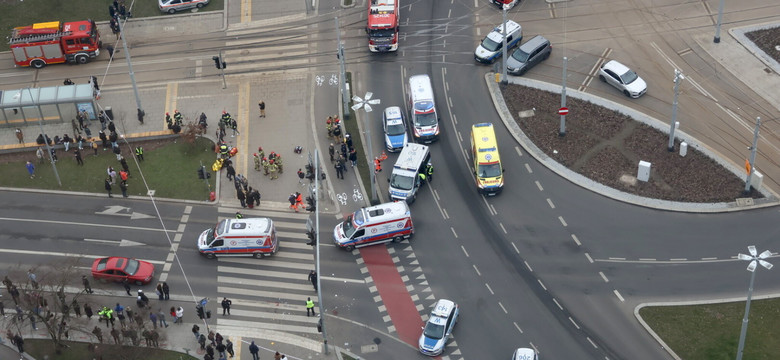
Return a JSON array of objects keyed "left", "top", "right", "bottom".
[
  {"left": 95, "top": 205, "right": 154, "bottom": 220},
  {"left": 84, "top": 238, "right": 145, "bottom": 247}
]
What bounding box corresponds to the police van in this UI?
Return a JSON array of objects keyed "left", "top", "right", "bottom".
[
  {"left": 474, "top": 20, "right": 522, "bottom": 64},
  {"left": 388, "top": 143, "right": 431, "bottom": 203},
  {"left": 471, "top": 123, "right": 504, "bottom": 195},
  {"left": 407, "top": 75, "right": 440, "bottom": 143},
  {"left": 333, "top": 201, "right": 414, "bottom": 251},
  {"left": 198, "top": 217, "right": 278, "bottom": 258}
]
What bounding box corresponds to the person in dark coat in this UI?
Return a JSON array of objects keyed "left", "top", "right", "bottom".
[
  {"left": 84, "top": 303, "right": 93, "bottom": 319},
  {"left": 237, "top": 190, "right": 246, "bottom": 208},
  {"left": 105, "top": 177, "right": 113, "bottom": 198}
]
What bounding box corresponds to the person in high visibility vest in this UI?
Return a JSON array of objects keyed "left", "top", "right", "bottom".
[
  {"left": 275, "top": 155, "right": 283, "bottom": 174},
  {"left": 173, "top": 110, "right": 183, "bottom": 126},
  {"left": 418, "top": 172, "right": 427, "bottom": 185},
  {"left": 262, "top": 158, "right": 270, "bottom": 176},
  {"left": 426, "top": 162, "right": 434, "bottom": 182},
  {"left": 295, "top": 192, "right": 304, "bottom": 210},
  {"left": 219, "top": 143, "right": 229, "bottom": 158},
  {"left": 135, "top": 146, "right": 144, "bottom": 161},
  {"left": 306, "top": 297, "right": 316, "bottom": 316},
  {"left": 268, "top": 161, "right": 279, "bottom": 180},
  {"left": 235, "top": 212, "right": 243, "bottom": 219},
  {"left": 253, "top": 153, "right": 261, "bottom": 171},
  {"left": 374, "top": 157, "right": 382, "bottom": 173}
]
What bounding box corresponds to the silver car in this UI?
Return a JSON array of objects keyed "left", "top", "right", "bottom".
[
  {"left": 506, "top": 35, "right": 551, "bottom": 76},
  {"left": 159, "top": 0, "right": 210, "bottom": 14},
  {"left": 598, "top": 60, "right": 647, "bottom": 98}
]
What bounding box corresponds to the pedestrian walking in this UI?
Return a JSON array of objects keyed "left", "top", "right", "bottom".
[
  {"left": 84, "top": 303, "right": 93, "bottom": 319},
  {"left": 72, "top": 299, "right": 81, "bottom": 317},
  {"left": 108, "top": 166, "right": 117, "bottom": 184},
  {"left": 29, "top": 313, "right": 37, "bottom": 330},
  {"left": 114, "top": 303, "right": 125, "bottom": 326},
  {"left": 237, "top": 189, "right": 247, "bottom": 208},
  {"left": 258, "top": 101, "right": 266, "bottom": 117},
  {"left": 137, "top": 289, "right": 149, "bottom": 308},
  {"left": 274, "top": 351, "right": 282, "bottom": 360},
  {"left": 135, "top": 146, "right": 144, "bottom": 161},
  {"left": 249, "top": 341, "right": 260, "bottom": 360},
  {"left": 289, "top": 193, "right": 298, "bottom": 212},
  {"left": 75, "top": 148, "right": 84, "bottom": 165},
  {"left": 149, "top": 311, "right": 158, "bottom": 329},
  {"left": 216, "top": 342, "right": 227, "bottom": 358},
  {"left": 15, "top": 128, "right": 23, "bottom": 144},
  {"left": 25, "top": 161, "right": 35, "bottom": 179},
  {"left": 151, "top": 329, "right": 160, "bottom": 347},
  {"left": 226, "top": 338, "right": 235, "bottom": 358},
  {"left": 297, "top": 168, "right": 305, "bottom": 185},
  {"left": 105, "top": 177, "right": 113, "bottom": 198},
  {"left": 162, "top": 281, "right": 170, "bottom": 300},
  {"left": 13, "top": 334, "right": 23, "bottom": 354},
  {"left": 110, "top": 327, "right": 121, "bottom": 344},
  {"left": 226, "top": 163, "right": 236, "bottom": 181},
  {"left": 27, "top": 269, "right": 38, "bottom": 289},
  {"left": 92, "top": 326, "right": 103, "bottom": 343},
  {"left": 306, "top": 297, "right": 315, "bottom": 316},
  {"left": 156, "top": 283, "right": 164, "bottom": 300},
  {"left": 176, "top": 306, "right": 184, "bottom": 324},
  {"left": 120, "top": 180, "right": 129, "bottom": 198},
  {"left": 156, "top": 309, "right": 168, "bottom": 328},
  {"left": 192, "top": 324, "right": 201, "bottom": 340},
  {"left": 334, "top": 161, "right": 344, "bottom": 179},
  {"left": 208, "top": 331, "right": 216, "bottom": 346},
  {"left": 349, "top": 148, "right": 358, "bottom": 167},
  {"left": 328, "top": 143, "right": 335, "bottom": 162},
  {"left": 254, "top": 153, "right": 261, "bottom": 171},
  {"left": 123, "top": 278, "right": 132, "bottom": 295},
  {"left": 308, "top": 270, "right": 318, "bottom": 291},
  {"left": 221, "top": 297, "right": 232, "bottom": 315},
  {"left": 82, "top": 275, "right": 93, "bottom": 293}
]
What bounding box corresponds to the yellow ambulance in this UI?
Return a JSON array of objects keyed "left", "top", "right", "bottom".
[{"left": 471, "top": 123, "right": 504, "bottom": 195}]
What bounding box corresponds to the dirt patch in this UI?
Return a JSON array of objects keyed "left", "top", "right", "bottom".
[
  {"left": 500, "top": 84, "right": 762, "bottom": 203},
  {"left": 745, "top": 26, "right": 780, "bottom": 64}
]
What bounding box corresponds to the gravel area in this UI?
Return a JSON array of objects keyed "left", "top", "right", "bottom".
[
  {"left": 745, "top": 26, "right": 780, "bottom": 64},
  {"left": 499, "top": 84, "right": 762, "bottom": 203}
]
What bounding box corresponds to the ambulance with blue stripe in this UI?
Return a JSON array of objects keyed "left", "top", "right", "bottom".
[
  {"left": 333, "top": 202, "right": 414, "bottom": 251},
  {"left": 198, "top": 218, "right": 278, "bottom": 259}
]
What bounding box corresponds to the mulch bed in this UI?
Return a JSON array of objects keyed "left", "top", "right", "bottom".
[{"left": 499, "top": 84, "right": 762, "bottom": 203}]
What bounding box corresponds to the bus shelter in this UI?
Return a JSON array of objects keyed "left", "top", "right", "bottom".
[{"left": 0, "top": 83, "right": 97, "bottom": 126}]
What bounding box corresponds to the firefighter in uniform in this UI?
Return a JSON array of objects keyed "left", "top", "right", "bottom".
[
  {"left": 235, "top": 212, "right": 243, "bottom": 219},
  {"left": 253, "top": 153, "right": 261, "bottom": 171},
  {"left": 165, "top": 113, "right": 173, "bottom": 130},
  {"left": 173, "top": 110, "right": 183, "bottom": 127},
  {"left": 275, "top": 155, "right": 283, "bottom": 174},
  {"left": 262, "top": 158, "right": 270, "bottom": 176},
  {"left": 221, "top": 111, "right": 232, "bottom": 127},
  {"left": 268, "top": 160, "right": 279, "bottom": 180},
  {"left": 219, "top": 143, "right": 229, "bottom": 158},
  {"left": 257, "top": 147, "right": 265, "bottom": 160}
]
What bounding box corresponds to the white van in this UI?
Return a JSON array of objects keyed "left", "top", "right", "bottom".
[
  {"left": 407, "top": 75, "right": 440, "bottom": 143},
  {"left": 333, "top": 202, "right": 414, "bottom": 251},
  {"left": 388, "top": 143, "right": 431, "bottom": 203},
  {"left": 474, "top": 20, "right": 522, "bottom": 64},
  {"left": 198, "top": 218, "right": 278, "bottom": 258}
]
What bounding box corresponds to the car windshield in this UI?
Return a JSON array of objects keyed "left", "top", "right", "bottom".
[
  {"left": 414, "top": 112, "right": 437, "bottom": 126},
  {"left": 480, "top": 37, "right": 501, "bottom": 52},
  {"left": 423, "top": 320, "right": 446, "bottom": 340},
  {"left": 124, "top": 259, "right": 140, "bottom": 276},
  {"left": 386, "top": 123, "right": 405, "bottom": 136},
  {"left": 511, "top": 49, "right": 530, "bottom": 62},
  {"left": 390, "top": 173, "right": 415, "bottom": 190},
  {"left": 342, "top": 215, "right": 357, "bottom": 238},
  {"left": 205, "top": 228, "right": 215, "bottom": 243},
  {"left": 368, "top": 28, "right": 395, "bottom": 38},
  {"left": 478, "top": 163, "right": 502, "bottom": 178},
  {"left": 215, "top": 219, "right": 227, "bottom": 236},
  {"left": 620, "top": 69, "right": 639, "bottom": 84}
]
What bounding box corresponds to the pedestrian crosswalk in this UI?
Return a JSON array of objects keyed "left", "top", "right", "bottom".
[
  {"left": 213, "top": 207, "right": 323, "bottom": 353},
  {"left": 223, "top": 22, "right": 314, "bottom": 75}
]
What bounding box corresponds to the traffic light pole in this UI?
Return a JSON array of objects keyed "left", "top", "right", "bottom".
[
  {"left": 314, "top": 149, "right": 328, "bottom": 354},
  {"left": 117, "top": 18, "right": 145, "bottom": 123},
  {"left": 219, "top": 49, "right": 227, "bottom": 89}
]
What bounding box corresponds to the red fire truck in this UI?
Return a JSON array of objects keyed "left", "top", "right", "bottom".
[
  {"left": 366, "top": 0, "right": 399, "bottom": 52},
  {"left": 9, "top": 19, "right": 101, "bottom": 69}
]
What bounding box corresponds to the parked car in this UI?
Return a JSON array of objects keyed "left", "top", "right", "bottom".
[
  {"left": 512, "top": 347, "right": 539, "bottom": 360},
  {"left": 598, "top": 60, "right": 647, "bottom": 98},
  {"left": 506, "top": 35, "right": 551, "bottom": 76},
  {"left": 418, "top": 299, "right": 459, "bottom": 356},
  {"left": 383, "top": 106, "right": 408, "bottom": 152},
  {"left": 158, "top": 0, "right": 210, "bottom": 14},
  {"left": 91, "top": 257, "right": 155, "bottom": 285}
]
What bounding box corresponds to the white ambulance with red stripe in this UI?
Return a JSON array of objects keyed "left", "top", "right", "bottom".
[
  {"left": 198, "top": 218, "right": 278, "bottom": 258},
  {"left": 334, "top": 202, "right": 414, "bottom": 251}
]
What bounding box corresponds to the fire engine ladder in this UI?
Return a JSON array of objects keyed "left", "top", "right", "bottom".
[{"left": 9, "top": 31, "right": 70, "bottom": 45}]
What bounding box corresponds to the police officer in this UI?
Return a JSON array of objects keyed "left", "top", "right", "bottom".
[
  {"left": 306, "top": 297, "right": 316, "bottom": 316},
  {"left": 418, "top": 171, "right": 427, "bottom": 185},
  {"left": 135, "top": 146, "right": 144, "bottom": 161},
  {"left": 426, "top": 162, "right": 434, "bottom": 182}
]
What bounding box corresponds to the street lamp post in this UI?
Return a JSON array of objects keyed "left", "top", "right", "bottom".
[
  {"left": 351, "top": 92, "right": 381, "bottom": 204},
  {"left": 735, "top": 245, "right": 773, "bottom": 360}
]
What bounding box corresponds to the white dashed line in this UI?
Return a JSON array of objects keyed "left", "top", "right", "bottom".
[
  {"left": 473, "top": 264, "right": 481, "bottom": 276},
  {"left": 587, "top": 337, "right": 599, "bottom": 349},
  {"left": 571, "top": 234, "right": 581, "bottom": 246},
  {"left": 512, "top": 242, "right": 520, "bottom": 254},
  {"left": 613, "top": 290, "right": 625, "bottom": 302},
  {"left": 538, "top": 279, "right": 547, "bottom": 291},
  {"left": 524, "top": 260, "right": 532, "bottom": 271},
  {"left": 609, "top": 257, "right": 626, "bottom": 261},
  {"left": 552, "top": 298, "right": 563, "bottom": 310},
  {"left": 535, "top": 180, "right": 543, "bottom": 191},
  {"left": 585, "top": 253, "right": 594, "bottom": 263},
  {"left": 485, "top": 283, "right": 494, "bottom": 295},
  {"left": 498, "top": 301, "right": 508, "bottom": 314},
  {"left": 702, "top": 257, "right": 717, "bottom": 260},
  {"left": 461, "top": 245, "right": 469, "bottom": 258},
  {"left": 599, "top": 272, "right": 609, "bottom": 283},
  {"left": 558, "top": 216, "right": 567, "bottom": 227},
  {"left": 639, "top": 258, "right": 656, "bottom": 261},
  {"left": 525, "top": 163, "right": 533, "bottom": 173},
  {"left": 442, "top": 208, "right": 449, "bottom": 219},
  {"left": 515, "top": 146, "right": 523, "bottom": 157},
  {"left": 546, "top": 198, "right": 555, "bottom": 209},
  {"left": 451, "top": 227, "right": 458, "bottom": 238},
  {"left": 569, "top": 317, "right": 580, "bottom": 329},
  {"left": 499, "top": 222, "right": 507, "bottom": 234},
  {"left": 513, "top": 322, "right": 523, "bottom": 333},
  {"left": 670, "top": 258, "right": 687, "bottom": 261}
]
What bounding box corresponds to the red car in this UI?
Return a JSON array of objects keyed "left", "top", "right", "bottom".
[{"left": 91, "top": 257, "right": 155, "bottom": 285}]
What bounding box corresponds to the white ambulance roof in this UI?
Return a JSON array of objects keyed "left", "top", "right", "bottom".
[
  {"left": 393, "top": 143, "right": 429, "bottom": 172},
  {"left": 362, "top": 201, "right": 410, "bottom": 223},
  {"left": 221, "top": 218, "right": 273, "bottom": 236},
  {"left": 409, "top": 74, "right": 433, "bottom": 102}
]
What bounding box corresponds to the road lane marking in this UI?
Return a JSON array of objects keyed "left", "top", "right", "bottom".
[
  {"left": 84, "top": 238, "right": 145, "bottom": 247},
  {"left": 512, "top": 242, "right": 520, "bottom": 254},
  {"left": 599, "top": 272, "right": 609, "bottom": 282},
  {"left": 498, "top": 301, "right": 508, "bottom": 314},
  {"left": 461, "top": 245, "right": 469, "bottom": 258},
  {"left": 451, "top": 227, "right": 458, "bottom": 238},
  {"left": 546, "top": 198, "right": 555, "bottom": 209},
  {"left": 485, "top": 283, "right": 494, "bottom": 295},
  {"left": 535, "top": 180, "right": 543, "bottom": 191},
  {"left": 473, "top": 264, "right": 481, "bottom": 276},
  {"left": 613, "top": 290, "right": 625, "bottom": 302},
  {"left": 585, "top": 253, "right": 594, "bottom": 263},
  {"left": 552, "top": 298, "right": 563, "bottom": 310},
  {"left": 569, "top": 317, "right": 580, "bottom": 329},
  {"left": 0, "top": 248, "right": 165, "bottom": 263},
  {"left": 537, "top": 279, "right": 547, "bottom": 291},
  {"left": 587, "top": 337, "right": 599, "bottom": 348},
  {"left": 571, "top": 234, "right": 581, "bottom": 246},
  {"left": 524, "top": 163, "right": 533, "bottom": 173},
  {"left": 514, "top": 322, "right": 523, "bottom": 333},
  {"left": 499, "top": 222, "right": 507, "bottom": 234},
  {"left": 558, "top": 216, "right": 567, "bottom": 227},
  {"left": 524, "top": 260, "right": 532, "bottom": 271},
  {"left": 0, "top": 216, "right": 174, "bottom": 232},
  {"left": 515, "top": 146, "right": 523, "bottom": 157},
  {"left": 321, "top": 276, "right": 365, "bottom": 284}
]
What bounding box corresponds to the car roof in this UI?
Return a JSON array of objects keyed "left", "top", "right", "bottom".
[
  {"left": 519, "top": 35, "right": 549, "bottom": 51},
  {"left": 487, "top": 21, "right": 521, "bottom": 42},
  {"left": 514, "top": 348, "right": 537, "bottom": 359},
  {"left": 603, "top": 60, "right": 630, "bottom": 74},
  {"left": 105, "top": 256, "right": 128, "bottom": 270},
  {"left": 431, "top": 299, "right": 456, "bottom": 317},
  {"left": 384, "top": 106, "right": 402, "bottom": 121}
]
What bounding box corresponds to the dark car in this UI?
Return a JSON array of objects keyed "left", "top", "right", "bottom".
[{"left": 506, "top": 35, "right": 551, "bottom": 76}]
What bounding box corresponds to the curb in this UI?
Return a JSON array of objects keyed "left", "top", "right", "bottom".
[{"left": 484, "top": 73, "right": 780, "bottom": 213}]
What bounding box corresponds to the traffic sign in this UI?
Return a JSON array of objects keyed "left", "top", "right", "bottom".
[{"left": 558, "top": 107, "right": 569, "bottom": 115}]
